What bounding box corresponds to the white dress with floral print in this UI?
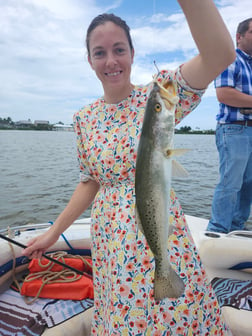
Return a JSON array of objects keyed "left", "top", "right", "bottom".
[{"left": 73, "top": 69, "right": 231, "bottom": 336}]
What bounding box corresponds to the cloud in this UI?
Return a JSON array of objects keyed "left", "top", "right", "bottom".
[
  {"left": 217, "top": 0, "right": 252, "bottom": 43},
  {"left": 132, "top": 23, "right": 193, "bottom": 58},
  {"left": 0, "top": 0, "right": 100, "bottom": 122},
  {"left": 0, "top": 0, "right": 251, "bottom": 126},
  {"left": 21, "top": 0, "right": 98, "bottom": 19}
]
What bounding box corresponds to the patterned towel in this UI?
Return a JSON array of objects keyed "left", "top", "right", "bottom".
[
  {"left": 211, "top": 277, "right": 252, "bottom": 311},
  {"left": 0, "top": 288, "right": 93, "bottom": 335}
]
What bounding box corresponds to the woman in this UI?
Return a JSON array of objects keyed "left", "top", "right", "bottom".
[{"left": 23, "top": 1, "right": 235, "bottom": 334}]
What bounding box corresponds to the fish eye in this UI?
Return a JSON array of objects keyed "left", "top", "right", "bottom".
[{"left": 155, "top": 103, "right": 162, "bottom": 112}]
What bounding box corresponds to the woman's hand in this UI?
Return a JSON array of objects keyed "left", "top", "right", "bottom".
[{"left": 22, "top": 229, "right": 59, "bottom": 259}]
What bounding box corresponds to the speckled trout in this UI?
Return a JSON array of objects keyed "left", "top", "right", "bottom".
[{"left": 135, "top": 78, "right": 187, "bottom": 301}]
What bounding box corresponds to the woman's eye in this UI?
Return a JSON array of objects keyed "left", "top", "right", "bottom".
[
  {"left": 93, "top": 50, "right": 105, "bottom": 58},
  {"left": 116, "top": 48, "right": 125, "bottom": 54}
]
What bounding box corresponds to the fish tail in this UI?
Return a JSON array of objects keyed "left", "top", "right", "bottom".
[{"left": 154, "top": 260, "right": 185, "bottom": 301}]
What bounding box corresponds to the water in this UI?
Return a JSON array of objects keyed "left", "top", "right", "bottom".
[
  {"left": 173, "top": 134, "right": 220, "bottom": 218},
  {"left": 0, "top": 131, "right": 251, "bottom": 229},
  {"left": 0, "top": 130, "right": 83, "bottom": 228}
]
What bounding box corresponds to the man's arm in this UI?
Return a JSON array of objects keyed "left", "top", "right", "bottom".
[{"left": 216, "top": 87, "right": 252, "bottom": 109}]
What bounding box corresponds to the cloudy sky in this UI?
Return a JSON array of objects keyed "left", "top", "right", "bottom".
[{"left": 0, "top": 0, "right": 251, "bottom": 129}]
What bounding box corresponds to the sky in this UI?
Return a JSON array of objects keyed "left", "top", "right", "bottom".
[{"left": 0, "top": 0, "right": 251, "bottom": 130}]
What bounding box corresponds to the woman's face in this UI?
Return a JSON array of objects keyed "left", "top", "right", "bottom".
[{"left": 88, "top": 21, "right": 134, "bottom": 101}]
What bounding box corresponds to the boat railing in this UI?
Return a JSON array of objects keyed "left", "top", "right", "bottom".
[
  {"left": 226, "top": 230, "right": 252, "bottom": 239},
  {"left": 0, "top": 218, "right": 91, "bottom": 237}
]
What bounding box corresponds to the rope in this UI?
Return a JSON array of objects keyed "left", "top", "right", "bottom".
[
  {"left": 7, "top": 248, "right": 92, "bottom": 305},
  {"left": 8, "top": 241, "right": 22, "bottom": 293},
  {"left": 6, "top": 226, "right": 92, "bottom": 305},
  {"left": 23, "top": 251, "right": 93, "bottom": 305}
]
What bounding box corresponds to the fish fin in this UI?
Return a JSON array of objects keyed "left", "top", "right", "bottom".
[
  {"left": 172, "top": 160, "right": 189, "bottom": 178},
  {"left": 165, "top": 148, "right": 190, "bottom": 158},
  {"left": 135, "top": 207, "right": 145, "bottom": 234},
  {"left": 154, "top": 260, "right": 185, "bottom": 300}
]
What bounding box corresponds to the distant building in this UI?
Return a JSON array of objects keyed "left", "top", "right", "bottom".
[
  {"left": 52, "top": 124, "right": 74, "bottom": 132},
  {"left": 34, "top": 120, "right": 49, "bottom": 126},
  {"left": 15, "top": 120, "right": 33, "bottom": 128}
]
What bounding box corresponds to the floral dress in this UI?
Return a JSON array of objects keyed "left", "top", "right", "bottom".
[{"left": 73, "top": 69, "right": 231, "bottom": 335}]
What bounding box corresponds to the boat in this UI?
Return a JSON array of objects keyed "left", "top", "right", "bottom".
[
  {"left": 187, "top": 215, "right": 252, "bottom": 336},
  {"left": 0, "top": 215, "right": 251, "bottom": 335},
  {"left": 0, "top": 218, "right": 94, "bottom": 336}
]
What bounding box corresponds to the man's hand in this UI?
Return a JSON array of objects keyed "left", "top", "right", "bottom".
[{"left": 240, "top": 108, "right": 252, "bottom": 114}]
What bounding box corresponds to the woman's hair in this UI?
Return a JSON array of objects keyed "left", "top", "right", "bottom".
[
  {"left": 86, "top": 13, "right": 134, "bottom": 56},
  {"left": 237, "top": 18, "right": 252, "bottom": 36}
]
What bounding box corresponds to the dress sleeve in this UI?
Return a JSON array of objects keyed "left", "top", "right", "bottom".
[
  {"left": 174, "top": 66, "right": 206, "bottom": 125},
  {"left": 155, "top": 67, "right": 206, "bottom": 125},
  {"left": 73, "top": 110, "right": 95, "bottom": 182}
]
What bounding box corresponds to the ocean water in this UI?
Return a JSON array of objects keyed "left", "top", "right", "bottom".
[{"left": 0, "top": 130, "right": 251, "bottom": 229}]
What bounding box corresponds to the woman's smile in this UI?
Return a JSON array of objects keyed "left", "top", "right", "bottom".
[{"left": 105, "top": 71, "right": 122, "bottom": 77}]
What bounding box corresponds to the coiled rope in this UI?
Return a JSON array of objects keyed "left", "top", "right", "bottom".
[{"left": 9, "top": 246, "right": 92, "bottom": 305}]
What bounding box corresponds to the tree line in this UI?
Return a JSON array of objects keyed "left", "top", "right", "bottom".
[
  {"left": 1, "top": 117, "right": 215, "bottom": 134},
  {"left": 0, "top": 117, "right": 53, "bottom": 130}
]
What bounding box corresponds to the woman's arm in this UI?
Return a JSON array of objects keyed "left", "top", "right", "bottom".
[
  {"left": 178, "top": 0, "right": 236, "bottom": 90},
  {"left": 49, "top": 179, "right": 99, "bottom": 236},
  {"left": 22, "top": 179, "right": 99, "bottom": 258}
]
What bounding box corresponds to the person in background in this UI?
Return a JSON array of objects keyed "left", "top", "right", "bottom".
[
  {"left": 207, "top": 18, "right": 252, "bottom": 234},
  {"left": 22, "top": 1, "right": 235, "bottom": 334}
]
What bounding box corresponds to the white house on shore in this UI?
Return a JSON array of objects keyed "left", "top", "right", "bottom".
[{"left": 52, "top": 124, "right": 74, "bottom": 131}]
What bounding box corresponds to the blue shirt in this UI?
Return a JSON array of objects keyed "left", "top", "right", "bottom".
[{"left": 214, "top": 49, "right": 252, "bottom": 123}]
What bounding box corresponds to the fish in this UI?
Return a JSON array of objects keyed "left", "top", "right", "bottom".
[{"left": 135, "top": 78, "right": 188, "bottom": 301}]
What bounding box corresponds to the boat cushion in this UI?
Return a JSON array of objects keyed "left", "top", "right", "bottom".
[
  {"left": 212, "top": 277, "right": 252, "bottom": 311},
  {"left": 28, "top": 256, "right": 92, "bottom": 274},
  {"left": 21, "top": 274, "right": 94, "bottom": 300},
  {"left": 0, "top": 287, "right": 93, "bottom": 335},
  {"left": 42, "top": 307, "right": 94, "bottom": 336},
  {"left": 20, "top": 255, "right": 93, "bottom": 300}
]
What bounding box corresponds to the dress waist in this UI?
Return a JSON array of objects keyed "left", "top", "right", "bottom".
[{"left": 100, "top": 181, "right": 135, "bottom": 189}]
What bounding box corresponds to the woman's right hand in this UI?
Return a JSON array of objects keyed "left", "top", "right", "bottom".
[{"left": 22, "top": 229, "right": 59, "bottom": 259}]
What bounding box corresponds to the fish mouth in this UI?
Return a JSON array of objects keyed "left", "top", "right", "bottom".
[{"left": 155, "top": 79, "right": 179, "bottom": 109}]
